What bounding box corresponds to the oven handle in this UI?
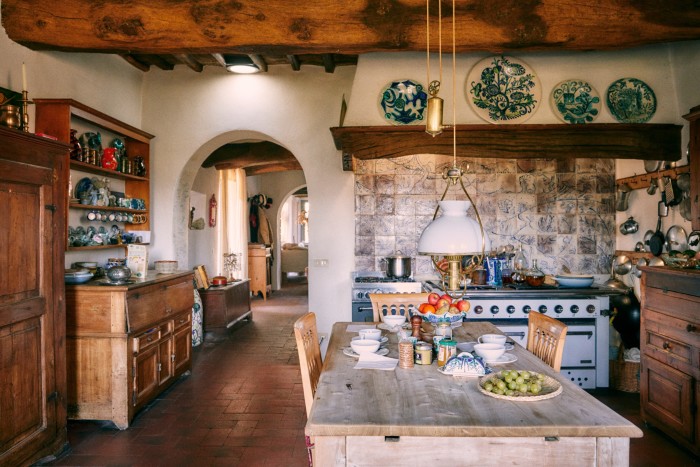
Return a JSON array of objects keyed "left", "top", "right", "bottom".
[
  {"left": 567, "top": 330, "right": 594, "bottom": 339},
  {"left": 356, "top": 306, "right": 374, "bottom": 313}
]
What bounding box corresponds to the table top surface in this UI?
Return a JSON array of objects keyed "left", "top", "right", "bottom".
[{"left": 306, "top": 322, "right": 643, "bottom": 439}]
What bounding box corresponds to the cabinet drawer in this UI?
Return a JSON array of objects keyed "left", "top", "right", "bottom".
[
  {"left": 174, "top": 312, "right": 191, "bottom": 330},
  {"left": 645, "top": 286, "right": 700, "bottom": 324},
  {"left": 133, "top": 327, "right": 161, "bottom": 353},
  {"left": 643, "top": 309, "right": 699, "bottom": 376},
  {"left": 127, "top": 288, "right": 165, "bottom": 332}
]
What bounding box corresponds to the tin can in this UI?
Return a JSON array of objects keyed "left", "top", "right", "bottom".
[
  {"left": 414, "top": 342, "right": 432, "bottom": 365},
  {"left": 437, "top": 339, "right": 457, "bottom": 366}
]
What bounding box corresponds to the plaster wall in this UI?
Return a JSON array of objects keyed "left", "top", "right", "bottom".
[
  {"left": 189, "top": 166, "right": 219, "bottom": 275},
  {"left": 140, "top": 66, "right": 356, "bottom": 334}
]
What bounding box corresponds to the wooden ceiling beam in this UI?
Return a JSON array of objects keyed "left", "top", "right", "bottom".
[
  {"left": 322, "top": 54, "right": 335, "bottom": 73},
  {"left": 248, "top": 54, "right": 268, "bottom": 72},
  {"left": 3, "top": 1, "right": 700, "bottom": 55},
  {"left": 330, "top": 124, "right": 683, "bottom": 171},
  {"left": 119, "top": 53, "right": 150, "bottom": 71},
  {"left": 174, "top": 54, "right": 204, "bottom": 72},
  {"left": 203, "top": 141, "right": 299, "bottom": 169},
  {"left": 211, "top": 53, "right": 227, "bottom": 68},
  {"left": 287, "top": 54, "right": 301, "bottom": 71}
]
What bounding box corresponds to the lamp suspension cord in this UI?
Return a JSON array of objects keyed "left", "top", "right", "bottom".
[
  {"left": 426, "top": 0, "right": 429, "bottom": 87},
  {"left": 451, "top": 0, "right": 456, "bottom": 169}
]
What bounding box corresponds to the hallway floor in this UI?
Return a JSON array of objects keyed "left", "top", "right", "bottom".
[{"left": 50, "top": 277, "right": 698, "bottom": 466}]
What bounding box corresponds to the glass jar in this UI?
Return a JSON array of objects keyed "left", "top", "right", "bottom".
[
  {"left": 525, "top": 259, "right": 545, "bottom": 287},
  {"left": 437, "top": 339, "right": 457, "bottom": 366},
  {"left": 414, "top": 342, "right": 432, "bottom": 365},
  {"left": 435, "top": 318, "right": 452, "bottom": 339},
  {"left": 513, "top": 243, "right": 528, "bottom": 271}
]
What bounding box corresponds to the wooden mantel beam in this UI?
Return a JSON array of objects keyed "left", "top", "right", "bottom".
[
  {"left": 330, "top": 124, "right": 682, "bottom": 171},
  {"left": 2, "top": 1, "right": 700, "bottom": 55}
]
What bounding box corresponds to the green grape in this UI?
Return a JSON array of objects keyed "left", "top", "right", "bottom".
[
  {"left": 515, "top": 376, "right": 524, "bottom": 384},
  {"left": 493, "top": 388, "right": 505, "bottom": 395},
  {"left": 496, "top": 380, "right": 506, "bottom": 390},
  {"left": 530, "top": 383, "right": 541, "bottom": 394},
  {"left": 484, "top": 382, "right": 493, "bottom": 391},
  {"left": 508, "top": 381, "right": 518, "bottom": 390},
  {"left": 519, "top": 383, "right": 529, "bottom": 393},
  {"left": 505, "top": 389, "right": 514, "bottom": 396}
]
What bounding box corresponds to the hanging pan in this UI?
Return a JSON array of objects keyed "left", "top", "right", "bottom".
[{"left": 648, "top": 216, "right": 665, "bottom": 256}]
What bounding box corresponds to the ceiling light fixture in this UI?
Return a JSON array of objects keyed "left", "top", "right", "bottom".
[
  {"left": 225, "top": 55, "right": 260, "bottom": 74},
  {"left": 418, "top": 0, "right": 490, "bottom": 293}
]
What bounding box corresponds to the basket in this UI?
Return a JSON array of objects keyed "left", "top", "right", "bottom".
[{"left": 609, "top": 345, "right": 640, "bottom": 393}]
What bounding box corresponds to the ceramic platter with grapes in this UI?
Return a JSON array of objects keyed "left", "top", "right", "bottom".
[{"left": 479, "top": 369, "right": 562, "bottom": 401}]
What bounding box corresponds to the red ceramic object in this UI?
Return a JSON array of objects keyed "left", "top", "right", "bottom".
[{"left": 102, "top": 147, "right": 118, "bottom": 170}]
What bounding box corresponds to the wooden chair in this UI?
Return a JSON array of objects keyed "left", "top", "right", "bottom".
[
  {"left": 527, "top": 311, "right": 568, "bottom": 371},
  {"left": 369, "top": 292, "right": 429, "bottom": 322},
  {"left": 294, "top": 312, "right": 323, "bottom": 466}
]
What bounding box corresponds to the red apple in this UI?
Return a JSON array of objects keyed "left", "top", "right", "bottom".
[
  {"left": 455, "top": 300, "right": 471, "bottom": 313},
  {"left": 427, "top": 292, "right": 440, "bottom": 306},
  {"left": 448, "top": 304, "right": 460, "bottom": 315},
  {"left": 440, "top": 294, "right": 453, "bottom": 304},
  {"left": 436, "top": 298, "right": 451, "bottom": 309}
]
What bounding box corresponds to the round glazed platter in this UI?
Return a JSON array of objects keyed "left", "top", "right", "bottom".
[
  {"left": 606, "top": 78, "right": 657, "bottom": 123},
  {"left": 352, "top": 336, "right": 389, "bottom": 345},
  {"left": 466, "top": 55, "right": 541, "bottom": 124},
  {"left": 550, "top": 79, "right": 600, "bottom": 124},
  {"left": 482, "top": 353, "right": 518, "bottom": 365},
  {"left": 378, "top": 79, "right": 428, "bottom": 125}
]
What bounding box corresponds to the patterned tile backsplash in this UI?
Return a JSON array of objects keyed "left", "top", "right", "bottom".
[{"left": 354, "top": 155, "right": 616, "bottom": 277}]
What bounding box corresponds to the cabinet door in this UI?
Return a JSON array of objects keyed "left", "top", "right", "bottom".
[
  {"left": 158, "top": 337, "right": 174, "bottom": 386},
  {"left": 173, "top": 325, "right": 192, "bottom": 377},
  {"left": 641, "top": 356, "right": 694, "bottom": 443},
  {"left": 133, "top": 345, "right": 159, "bottom": 407},
  {"left": 0, "top": 153, "right": 63, "bottom": 465}
]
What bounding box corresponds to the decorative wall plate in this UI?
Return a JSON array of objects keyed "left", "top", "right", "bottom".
[
  {"left": 378, "top": 79, "right": 428, "bottom": 125},
  {"left": 550, "top": 79, "right": 601, "bottom": 124},
  {"left": 606, "top": 78, "right": 656, "bottom": 123},
  {"left": 467, "top": 56, "right": 540, "bottom": 124}
]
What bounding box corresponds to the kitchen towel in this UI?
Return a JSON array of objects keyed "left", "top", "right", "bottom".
[{"left": 354, "top": 352, "right": 398, "bottom": 371}]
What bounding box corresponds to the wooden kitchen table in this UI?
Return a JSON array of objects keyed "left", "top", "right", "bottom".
[{"left": 306, "top": 322, "right": 642, "bottom": 466}]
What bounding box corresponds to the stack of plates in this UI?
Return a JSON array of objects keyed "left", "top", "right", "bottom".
[{"left": 65, "top": 268, "right": 93, "bottom": 284}]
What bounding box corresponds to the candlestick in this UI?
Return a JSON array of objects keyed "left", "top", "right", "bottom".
[
  {"left": 20, "top": 90, "right": 33, "bottom": 133},
  {"left": 22, "top": 62, "right": 27, "bottom": 91}
]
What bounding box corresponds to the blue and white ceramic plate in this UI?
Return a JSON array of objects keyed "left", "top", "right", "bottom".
[
  {"left": 550, "top": 79, "right": 601, "bottom": 124},
  {"left": 606, "top": 78, "right": 656, "bottom": 123},
  {"left": 379, "top": 79, "right": 428, "bottom": 125},
  {"left": 467, "top": 56, "right": 541, "bottom": 124}
]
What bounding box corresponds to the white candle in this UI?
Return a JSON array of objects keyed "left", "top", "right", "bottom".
[{"left": 22, "top": 62, "right": 27, "bottom": 91}]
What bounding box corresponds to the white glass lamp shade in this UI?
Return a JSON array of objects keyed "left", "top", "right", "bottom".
[{"left": 418, "top": 200, "right": 490, "bottom": 255}]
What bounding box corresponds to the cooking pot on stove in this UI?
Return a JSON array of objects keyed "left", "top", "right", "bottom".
[{"left": 383, "top": 252, "right": 412, "bottom": 278}]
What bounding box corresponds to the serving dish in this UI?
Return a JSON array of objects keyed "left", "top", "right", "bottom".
[
  {"left": 478, "top": 371, "right": 562, "bottom": 401},
  {"left": 554, "top": 274, "right": 594, "bottom": 288},
  {"left": 378, "top": 79, "right": 428, "bottom": 125},
  {"left": 412, "top": 310, "right": 465, "bottom": 324},
  {"left": 467, "top": 55, "right": 540, "bottom": 124},
  {"left": 482, "top": 353, "right": 518, "bottom": 365},
  {"left": 550, "top": 79, "right": 600, "bottom": 124},
  {"left": 64, "top": 269, "right": 93, "bottom": 284},
  {"left": 606, "top": 78, "right": 657, "bottom": 123},
  {"left": 352, "top": 335, "right": 388, "bottom": 345}
]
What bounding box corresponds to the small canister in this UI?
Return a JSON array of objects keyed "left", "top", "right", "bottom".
[
  {"left": 437, "top": 339, "right": 457, "bottom": 367},
  {"left": 414, "top": 342, "right": 432, "bottom": 365},
  {"left": 398, "top": 340, "right": 414, "bottom": 369}
]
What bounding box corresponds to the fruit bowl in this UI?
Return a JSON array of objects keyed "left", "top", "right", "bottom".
[{"left": 412, "top": 310, "right": 465, "bottom": 324}]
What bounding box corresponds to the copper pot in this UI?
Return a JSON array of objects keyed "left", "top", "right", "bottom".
[{"left": 212, "top": 276, "right": 228, "bottom": 286}]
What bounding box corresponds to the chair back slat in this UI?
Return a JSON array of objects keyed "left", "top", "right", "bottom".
[
  {"left": 294, "top": 312, "right": 323, "bottom": 417},
  {"left": 526, "top": 311, "right": 568, "bottom": 372},
  {"left": 369, "top": 293, "right": 429, "bottom": 322}
]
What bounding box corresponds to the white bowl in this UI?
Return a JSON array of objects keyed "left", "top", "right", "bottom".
[
  {"left": 359, "top": 329, "right": 382, "bottom": 341},
  {"left": 473, "top": 343, "right": 506, "bottom": 361},
  {"left": 382, "top": 314, "right": 406, "bottom": 327},
  {"left": 478, "top": 334, "right": 507, "bottom": 345},
  {"left": 351, "top": 339, "right": 381, "bottom": 355},
  {"left": 555, "top": 274, "right": 594, "bottom": 288}
]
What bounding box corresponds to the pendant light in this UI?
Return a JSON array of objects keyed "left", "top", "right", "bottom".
[
  {"left": 418, "top": 0, "right": 490, "bottom": 293},
  {"left": 424, "top": 0, "right": 443, "bottom": 137}
]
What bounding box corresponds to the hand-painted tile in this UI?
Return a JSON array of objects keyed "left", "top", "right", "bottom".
[
  {"left": 578, "top": 236, "right": 597, "bottom": 254},
  {"left": 537, "top": 234, "right": 557, "bottom": 254},
  {"left": 375, "top": 195, "right": 395, "bottom": 215},
  {"left": 355, "top": 175, "right": 375, "bottom": 195},
  {"left": 558, "top": 214, "right": 577, "bottom": 234},
  {"left": 375, "top": 174, "right": 395, "bottom": 194},
  {"left": 356, "top": 195, "right": 376, "bottom": 215},
  {"left": 375, "top": 216, "right": 396, "bottom": 236},
  {"left": 374, "top": 236, "right": 396, "bottom": 256},
  {"left": 355, "top": 215, "right": 376, "bottom": 236},
  {"left": 517, "top": 174, "right": 536, "bottom": 194}
]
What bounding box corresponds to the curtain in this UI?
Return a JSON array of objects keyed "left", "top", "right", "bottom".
[{"left": 217, "top": 168, "right": 248, "bottom": 279}]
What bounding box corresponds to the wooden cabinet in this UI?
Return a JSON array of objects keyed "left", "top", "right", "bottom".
[
  {"left": 200, "top": 279, "right": 252, "bottom": 341},
  {"left": 34, "top": 99, "right": 154, "bottom": 251},
  {"left": 0, "top": 128, "right": 69, "bottom": 465},
  {"left": 640, "top": 266, "right": 700, "bottom": 456},
  {"left": 65, "top": 271, "right": 194, "bottom": 429},
  {"left": 682, "top": 104, "right": 700, "bottom": 231},
  {"left": 248, "top": 244, "right": 272, "bottom": 300}
]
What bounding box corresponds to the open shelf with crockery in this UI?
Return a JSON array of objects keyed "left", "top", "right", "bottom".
[{"left": 34, "top": 99, "right": 154, "bottom": 255}]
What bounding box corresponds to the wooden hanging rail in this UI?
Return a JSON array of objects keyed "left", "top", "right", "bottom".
[{"left": 615, "top": 165, "right": 690, "bottom": 190}]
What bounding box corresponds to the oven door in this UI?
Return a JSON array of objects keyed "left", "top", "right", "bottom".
[
  {"left": 491, "top": 320, "right": 596, "bottom": 368},
  {"left": 352, "top": 301, "right": 374, "bottom": 322}
]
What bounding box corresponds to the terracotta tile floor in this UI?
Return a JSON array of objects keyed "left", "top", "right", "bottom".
[{"left": 49, "top": 276, "right": 698, "bottom": 466}]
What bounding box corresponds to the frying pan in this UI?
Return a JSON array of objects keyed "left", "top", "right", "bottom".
[{"left": 648, "top": 216, "right": 665, "bottom": 256}]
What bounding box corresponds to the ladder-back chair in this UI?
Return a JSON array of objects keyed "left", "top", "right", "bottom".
[
  {"left": 369, "top": 292, "right": 429, "bottom": 322},
  {"left": 527, "top": 311, "right": 568, "bottom": 371}
]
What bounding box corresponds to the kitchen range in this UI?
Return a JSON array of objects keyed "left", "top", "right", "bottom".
[{"left": 352, "top": 272, "right": 619, "bottom": 389}]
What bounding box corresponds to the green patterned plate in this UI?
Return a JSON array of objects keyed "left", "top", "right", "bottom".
[
  {"left": 550, "top": 79, "right": 600, "bottom": 124},
  {"left": 606, "top": 78, "right": 656, "bottom": 123}
]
